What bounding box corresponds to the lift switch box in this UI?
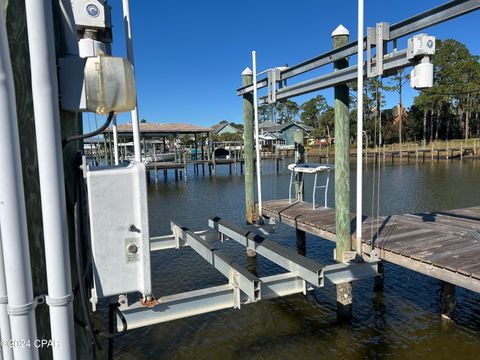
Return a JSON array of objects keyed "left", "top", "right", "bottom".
[{"left": 86, "top": 162, "right": 151, "bottom": 307}]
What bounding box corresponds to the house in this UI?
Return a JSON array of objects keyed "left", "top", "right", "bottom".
[
  {"left": 278, "top": 122, "right": 314, "bottom": 146},
  {"left": 258, "top": 121, "right": 282, "bottom": 134},
  {"left": 255, "top": 121, "right": 314, "bottom": 146},
  {"left": 211, "top": 121, "right": 243, "bottom": 135}
]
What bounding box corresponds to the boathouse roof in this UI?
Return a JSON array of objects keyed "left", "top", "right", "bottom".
[{"left": 105, "top": 122, "right": 213, "bottom": 137}]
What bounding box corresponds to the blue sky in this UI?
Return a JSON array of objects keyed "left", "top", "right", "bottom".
[{"left": 103, "top": 0, "right": 479, "bottom": 128}]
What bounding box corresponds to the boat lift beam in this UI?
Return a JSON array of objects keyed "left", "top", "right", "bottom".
[
  {"left": 117, "top": 272, "right": 307, "bottom": 331},
  {"left": 170, "top": 221, "right": 261, "bottom": 302},
  {"left": 208, "top": 217, "right": 378, "bottom": 287},
  {"left": 119, "top": 218, "right": 377, "bottom": 331},
  {"left": 236, "top": 0, "right": 480, "bottom": 96},
  {"left": 267, "top": 48, "right": 410, "bottom": 103}
]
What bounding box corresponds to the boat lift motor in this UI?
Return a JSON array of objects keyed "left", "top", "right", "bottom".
[{"left": 408, "top": 34, "right": 435, "bottom": 89}]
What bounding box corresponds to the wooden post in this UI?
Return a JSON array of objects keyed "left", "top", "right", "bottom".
[
  {"left": 242, "top": 67, "right": 255, "bottom": 226},
  {"left": 142, "top": 136, "right": 146, "bottom": 158},
  {"left": 183, "top": 151, "right": 188, "bottom": 181},
  {"left": 294, "top": 129, "right": 305, "bottom": 201},
  {"left": 294, "top": 130, "right": 306, "bottom": 254},
  {"left": 374, "top": 261, "right": 385, "bottom": 291},
  {"left": 103, "top": 135, "right": 109, "bottom": 164},
  {"left": 194, "top": 133, "right": 198, "bottom": 162},
  {"left": 332, "top": 25, "right": 352, "bottom": 321},
  {"left": 441, "top": 281, "right": 456, "bottom": 320}
]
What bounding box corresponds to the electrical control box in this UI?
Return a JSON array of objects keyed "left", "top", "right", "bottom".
[
  {"left": 407, "top": 34, "right": 435, "bottom": 60},
  {"left": 86, "top": 162, "right": 151, "bottom": 307},
  {"left": 71, "top": 0, "right": 112, "bottom": 30}
]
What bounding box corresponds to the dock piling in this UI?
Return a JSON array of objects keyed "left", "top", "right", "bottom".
[
  {"left": 242, "top": 67, "right": 255, "bottom": 226},
  {"left": 243, "top": 67, "right": 256, "bottom": 258},
  {"left": 441, "top": 281, "right": 456, "bottom": 321},
  {"left": 294, "top": 130, "right": 306, "bottom": 254},
  {"left": 333, "top": 25, "right": 352, "bottom": 321},
  {"left": 294, "top": 129, "right": 305, "bottom": 201}
]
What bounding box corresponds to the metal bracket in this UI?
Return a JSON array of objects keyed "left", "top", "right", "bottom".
[
  {"left": 267, "top": 67, "right": 287, "bottom": 104},
  {"left": 367, "top": 22, "right": 390, "bottom": 78}
]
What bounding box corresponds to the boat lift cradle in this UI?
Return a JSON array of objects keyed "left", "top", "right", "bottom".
[{"left": 115, "top": 217, "right": 377, "bottom": 331}]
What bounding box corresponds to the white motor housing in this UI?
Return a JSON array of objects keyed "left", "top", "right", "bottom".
[{"left": 410, "top": 60, "right": 434, "bottom": 89}]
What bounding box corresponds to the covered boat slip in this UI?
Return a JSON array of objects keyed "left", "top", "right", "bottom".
[{"left": 261, "top": 200, "right": 480, "bottom": 293}]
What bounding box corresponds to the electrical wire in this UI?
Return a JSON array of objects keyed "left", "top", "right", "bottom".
[
  {"left": 421, "top": 88, "right": 480, "bottom": 96},
  {"left": 64, "top": 111, "right": 114, "bottom": 145}
]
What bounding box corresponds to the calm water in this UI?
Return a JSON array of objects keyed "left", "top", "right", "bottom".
[{"left": 115, "top": 159, "right": 480, "bottom": 359}]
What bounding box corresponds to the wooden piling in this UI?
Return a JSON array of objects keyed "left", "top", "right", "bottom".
[
  {"left": 294, "top": 130, "right": 306, "bottom": 254},
  {"left": 294, "top": 129, "right": 305, "bottom": 201},
  {"left": 332, "top": 25, "right": 352, "bottom": 321},
  {"left": 242, "top": 67, "right": 255, "bottom": 225},
  {"left": 374, "top": 261, "right": 385, "bottom": 291},
  {"left": 441, "top": 281, "right": 456, "bottom": 320}
]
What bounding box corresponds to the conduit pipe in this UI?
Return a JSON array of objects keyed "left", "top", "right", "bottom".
[
  {"left": 252, "top": 51, "right": 263, "bottom": 220},
  {"left": 122, "top": 0, "right": 142, "bottom": 162},
  {"left": 0, "top": 10, "right": 39, "bottom": 359},
  {"left": 24, "top": 0, "right": 76, "bottom": 358},
  {"left": 113, "top": 116, "right": 120, "bottom": 165},
  {"left": 0, "top": 228, "right": 13, "bottom": 360},
  {"left": 356, "top": 0, "right": 364, "bottom": 256}
]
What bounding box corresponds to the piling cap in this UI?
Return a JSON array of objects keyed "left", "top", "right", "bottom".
[
  {"left": 242, "top": 67, "right": 253, "bottom": 76},
  {"left": 331, "top": 24, "right": 349, "bottom": 37}
]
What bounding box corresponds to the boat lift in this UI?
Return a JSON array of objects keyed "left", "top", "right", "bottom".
[
  {"left": 1, "top": 0, "right": 479, "bottom": 358},
  {"left": 116, "top": 218, "right": 377, "bottom": 331}
]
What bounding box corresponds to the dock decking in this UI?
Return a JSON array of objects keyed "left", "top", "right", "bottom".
[{"left": 262, "top": 200, "right": 480, "bottom": 293}]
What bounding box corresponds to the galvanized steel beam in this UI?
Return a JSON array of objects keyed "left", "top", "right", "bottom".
[
  {"left": 208, "top": 217, "right": 324, "bottom": 286},
  {"left": 171, "top": 221, "right": 261, "bottom": 301},
  {"left": 236, "top": 0, "right": 480, "bottom": 96},
  {"left": 117, "top": 272, "right": 308, "bottom": 331},
  {"left": 264, "top": 50, "right": 410, "bottom": 102}
]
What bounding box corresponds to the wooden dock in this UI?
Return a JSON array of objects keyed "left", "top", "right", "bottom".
[
  {"left": 146, "top": 161, "right": 185, "bottom": 181},
  {"left": 262, "top": 200, "right": 480, "bottom": 293}
]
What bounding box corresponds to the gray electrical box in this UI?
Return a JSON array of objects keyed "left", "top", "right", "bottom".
[{"left": 86, "top": 162, "right": 151, "bottom": 307}]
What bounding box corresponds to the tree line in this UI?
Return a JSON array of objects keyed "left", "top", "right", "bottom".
[{"left": 257, "top": 38, "right": 480, "bottom": 146}]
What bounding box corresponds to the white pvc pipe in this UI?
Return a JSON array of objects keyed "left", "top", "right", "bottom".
[
  {"left": 113, "top": 116, "right": 119, "bottom": 165},
  {"left": 0, "top": 11, "right": 38, "bottom": 359},
  {"left": 356, "top": 0, "right": 364, "bottom": 255},
  {"left": 252, "top": 51, "right": 263, "bottom": 220},
  {"left": 24, "top": 0, "right": 76, "bottom": 358},
  {"left": 0, "top": 228, "right": 13, "bottom": 360},
  {"left": 122, "top": 0, "right": 142, "bottom": 162}
]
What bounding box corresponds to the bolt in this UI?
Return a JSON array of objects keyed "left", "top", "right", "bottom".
[{"left": 127, "top": 243, "right": 138, "bottom": 254}]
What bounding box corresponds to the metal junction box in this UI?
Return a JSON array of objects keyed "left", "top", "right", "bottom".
[
  {"left": 86, "top": 162, "right": 151, "bottom": 306},
  {"left": 71, "top": 0, "right": 112, "bottom": 30}
]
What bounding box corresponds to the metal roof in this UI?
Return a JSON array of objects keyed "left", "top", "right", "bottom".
[{"left": 104, "top": 122, "right": 213, "bottom": 136}]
